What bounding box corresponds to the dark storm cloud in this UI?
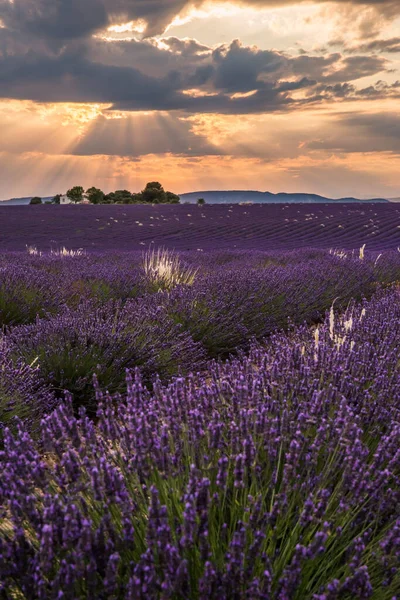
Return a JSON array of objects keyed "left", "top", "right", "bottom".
[
  {"left": 238, "top": 0, "right": 399, "bottom": 16},
  {"left": 0, "top": 30, "right": 394, "bottom": 112},
  {"left": 307, "top": 112, "right": 400, "bottom": 153},
  {"left": 0, "top": 0, "right": 191, "bottom": 41},
  {"left": 343, "top": 112, "right": 400, "bottom": 139},
  {"left": 211, "top": 40, "right": 287, "bottom": 92},
  {"left": 290, "top": 53, "right": 388, "bottom": 83},
  {"left": 349, "top": 37, "right": 400, "bottom": 53},
  {"left": 325, "top": 55, "right": 389, "bottom": 82},
  {"left": 1, "top": 1, "right": 399, "bottom": 45},
  {"left": 0, "top": 0, "right": 109, "bottom": 41},
  {"left": 0, "top": 38, "right": 176, "bottom": 105},
  {"left": 161, "top": 37, "right": 211, "bottom": 56},
  {"left": 0, "top": 0, "right": 397, "bottom": 115},
  {"left": 306, "top": 79, "right": 400, "bottom": 102}
]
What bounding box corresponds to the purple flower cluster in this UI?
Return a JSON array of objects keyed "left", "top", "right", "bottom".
[
  {"left": 1, "top": 288, "right": 399, "bottom": 598},
  {"left": 164, "top": 254, "right": 376, "bottom": 356},
  {"left": 0, "top": 264, "right": 63, "bottom": 326},
  {"left": 0, "top": 247, "right": 399, "bottom": 421},
  {"left": 7, "top": 297, "right": 205, "bottom": 414},
  {"left": 0, "top": 248, "right": 392, "bottom": 417},
  {"left": 0, "top": 341, "right": 56, "bottom": 435}
]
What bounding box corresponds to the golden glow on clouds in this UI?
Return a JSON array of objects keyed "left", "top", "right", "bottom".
[
  {"left": 165, "top": 2, "right": 330, "bottom": 51},
  {"left": 0, "top": 2, "right": 399, "bottom": 198},
  {"left": 185, "top": 99, "right": 400, "bottom": 159},
  {"left": 107, "top": 19, "right": 147, "bottom": 34},
  {"left": 1, "top": 150, "right": 399, "bottom": 200},
  {"left": 230, "top": 90, "right": 258, "bottom": 99},
  {"left": 181, "top": 88, "right": 219, "bottom": 97},
  {"left": 1, "top": 97, "right": 399, "bottom": 199},
  {"left": 153, "top": 39, "right": 173, "bottom": 51},
  {"left": 165, "top": 1, "right": 400, "bottom": 58},
  {"left": 166, "top": 2, "right": 243, "bottom": 30}
]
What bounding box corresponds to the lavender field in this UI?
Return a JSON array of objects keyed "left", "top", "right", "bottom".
[
  {"left": 1, "top": 203, "right": 400, "bottom": 251},
  {"left": 1, "top": 210, "right": 400, "bottom": 598}
]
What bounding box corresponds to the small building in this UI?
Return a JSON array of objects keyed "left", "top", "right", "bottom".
[{"left": 59, "top": 193, "right": 90, "bottom": 205}]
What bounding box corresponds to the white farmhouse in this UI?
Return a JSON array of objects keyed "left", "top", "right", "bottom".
[{"left": 59, "top": 193, "right": 90, "bottom": 205}]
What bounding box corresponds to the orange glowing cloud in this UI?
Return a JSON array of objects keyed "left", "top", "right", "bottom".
[{"left": 0, "top": 1, "right": 399, "bottom": 199}]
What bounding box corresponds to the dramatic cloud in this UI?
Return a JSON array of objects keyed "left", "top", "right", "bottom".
[
  {"left": 0, "top": 0, "right": 399, "bottom": 199},
  {"left": 347, "top": 37, "right": 400, "bottom": 52},
  {"left": 0, "top": 0, "right": 189, "bottom": 40},
  {"left": 0, "top": 30, "right": 394, "bottom": 113},
  {"left": 240, "top": 0, "right": 399, "bottom": 10},
  {"left": 1, "top": 0, "right": 399, "bottom": 43},
  {"left": 307, "top": 112, "right": 400, "bottom": 153}
]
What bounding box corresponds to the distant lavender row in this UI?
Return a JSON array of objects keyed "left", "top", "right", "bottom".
[
  {"left": 1, "top": 289, "right": 399, "bottom": 598},
  {"left": 2, "top": 248, "right": 399, "bottom": 421},
  {"left": 2, "top": 248, "right": 399, "bottom": 328},
  {"left": 1, "top": 203, "right": 399, "bottom": 251}
]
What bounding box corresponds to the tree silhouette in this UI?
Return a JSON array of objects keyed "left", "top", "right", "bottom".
[
  {"left": 66, "top": 186, "right": 84, "bottom": 203},
  {"left": 86, "top": 187, "right": 105, "bottom": 204}
]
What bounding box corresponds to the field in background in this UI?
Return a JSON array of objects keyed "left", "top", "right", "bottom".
[{"left": 1, "top": 203, "right": 400, "bottom": 251}]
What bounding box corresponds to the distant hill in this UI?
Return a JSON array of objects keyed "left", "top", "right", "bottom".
[
  {"left": 179, "top": 191, "right": 390, "bottom": 204},
  {"left": 0, "top": 191, "right": 391, "bottom": 205},
  {"left": 0, "top": 196, "right": 53, "bottom": 205}
]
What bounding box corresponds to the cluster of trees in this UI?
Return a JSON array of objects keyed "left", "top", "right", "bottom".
[
  {"left": 54, "top": 182, "right": 179, "bottom": 205},
  {"left": 30, "top": 185, "right": 207, "bottom": 206}
]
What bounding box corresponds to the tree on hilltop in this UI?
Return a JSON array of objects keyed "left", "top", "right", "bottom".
[
  {"left": 30, "top": 196, "right": 42, "bottom": 205},
  {"left": 141, "top": 181, "right": 167, "bottom": 204},
  {"left": 137, "top": 182, "right": 180, "bottom": 204},
  {"left": 165, "top": 191, "right": 180, "bottom": 204},
  {"left": 66, "top": 182, "right": 181, "bottom": 205},
  {"left": 86, "top": 187, "right": 105, "bottom": 204},
  {"left": 105, "top": 190, "right": 133, "bottom": 204},
  {"left": 66, "top": 186, "right": 84, "bottom": 203}
]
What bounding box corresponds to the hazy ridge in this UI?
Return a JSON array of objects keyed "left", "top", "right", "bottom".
[
  {"left": 0, "top": 191, "right": 390, "bottom": 205},
  {"left": 179, "top": 191, "right": 389, "bottom": 204}
]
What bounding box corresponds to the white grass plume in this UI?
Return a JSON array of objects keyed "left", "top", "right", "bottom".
[
  {"left": 51, "top": 247, "right": 86, "bottom": 257},
  {"left": 142, "top": 247, "right": 198, "bottom": 291},
  {"left": 329, "top": 248, "right": 347, "bottom": 259},
  {"left": 26, "top": 245, "right": 41, "bottom": 256}
]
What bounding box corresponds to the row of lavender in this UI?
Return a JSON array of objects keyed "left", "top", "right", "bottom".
[
  {"left": 1, "top": 285, "right": 399, "bottom": 598},
  {"left": 1, "top": 249, "right": 400, "bottom": 426},
  {"left": 1, "top": 204, "right": 400, "bottom": 251}
]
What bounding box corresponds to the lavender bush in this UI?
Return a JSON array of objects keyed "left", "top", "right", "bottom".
[
  {"left": 7, "top": 298, "right": 205, "bottom": 414},
  {"left": 0, "top": 341, "right": 56, "bottom": 435},
  {"left": 1, "top": 288, "right": 399, "bottom": 598},
  {"left": 0, "top": 265, "right": 62, "bottom": 326},
  {"left": 164, "top": 255, "right": 376, "bottom": 357},
  {"left": 0, "top": 248, "right": 398, "bottom": 417}
]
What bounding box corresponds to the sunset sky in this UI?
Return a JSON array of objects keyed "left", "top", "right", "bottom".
[{"left": 0, "top": 0, "right": 399, "bottom": 199}]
